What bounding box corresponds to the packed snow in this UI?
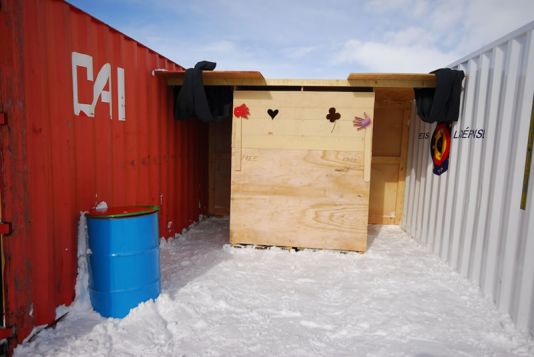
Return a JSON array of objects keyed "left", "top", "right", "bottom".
[{"left": 15, "top": 217, "right": 534, "bottom": 356}]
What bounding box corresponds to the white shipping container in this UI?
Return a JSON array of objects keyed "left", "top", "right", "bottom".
[{"left": 402, "top": 21, "right": 534, "bottom": 337}]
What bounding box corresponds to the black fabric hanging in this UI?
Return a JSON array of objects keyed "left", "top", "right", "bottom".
[
  {"left": 414, "top": 68, "right": 465, "bottom": 123},
  {"left": 174, "top": 61, "right": 232, "bottom": 123}
]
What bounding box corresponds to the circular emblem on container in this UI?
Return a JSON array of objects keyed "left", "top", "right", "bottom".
[{"left": 430, "top": 123, "right": 451, "bottom": 176}]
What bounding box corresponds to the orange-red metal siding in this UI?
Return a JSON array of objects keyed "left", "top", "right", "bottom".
[{"left": 0, "top": 0, "right": 208, "bottom": 348}]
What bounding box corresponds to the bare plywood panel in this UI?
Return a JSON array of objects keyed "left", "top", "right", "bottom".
[
  {"left": 369, "top": 88, "right": 413, "bottom": 224},
  {"left": 230, "top": 149, "right": 369, "bottom": 251},
  {"left": 230, "top": 90, "right": 374, "bottom": 251},
  {"left": 235, "top": 91, "right": 374, "bottom": 151},
  {"left": 369, "top": 163, "right": 400, "bottom": 225},
  {"left": 373, "top": 104, "right": 404, "bottom": 157}
]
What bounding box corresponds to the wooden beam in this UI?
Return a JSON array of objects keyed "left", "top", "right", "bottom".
[
  {"left": 155, "top": 70, "right": 266, "bottom": 85},
  {"left": 347, "top": 73, "right": 436, "bottom": 88},
  {"left": 155, "top": 70, "right": 437, "bottom": 88},
  {"left": 395, "top": 103, "right": 412, "bottom": 224}
]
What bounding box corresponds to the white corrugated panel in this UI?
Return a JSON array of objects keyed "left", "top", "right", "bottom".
[{"left": 402, "top": 21, "right": 534, "bottom": 337}]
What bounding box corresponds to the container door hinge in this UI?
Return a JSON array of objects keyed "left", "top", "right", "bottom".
[
  {"left": 0, "top": 113, "right": 6, "bottom": 126},
  {"left": 0, "top": 222, "right": 12, "bottom": 236},
  {"left": 0, "top": 326, "right": 15, "bottom": 340}
]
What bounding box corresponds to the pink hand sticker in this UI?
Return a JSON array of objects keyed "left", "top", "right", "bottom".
[{"left": 353, "top": 112, "right": 372, "bottom": 130}]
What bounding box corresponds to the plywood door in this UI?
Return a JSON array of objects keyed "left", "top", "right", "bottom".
[
  {"left": 230, "top": 90, "right": 375, "bottom": 251},
  {"left": 208, "top": 119, "right": 232, "bottom": 216},
  {"left": 369, "top": 88, "right": 413, "bottom": 224}
]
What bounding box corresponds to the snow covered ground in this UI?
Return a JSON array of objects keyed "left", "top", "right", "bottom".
[{"left": 15, "top": 217, "right": 534, "bottom": 356}]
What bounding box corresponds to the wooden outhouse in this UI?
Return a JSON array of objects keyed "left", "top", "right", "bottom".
[{"left": 160, "top": 72, "right": 436, "bottom": 252}]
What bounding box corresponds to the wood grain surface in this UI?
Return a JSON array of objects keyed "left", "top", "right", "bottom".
[{"left": 230, "top": 90, "right": 374, "bottom": 251}]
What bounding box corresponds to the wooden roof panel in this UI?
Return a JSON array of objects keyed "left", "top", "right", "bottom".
[
  {"left": 155, "top": 70, "right": 436, "bottom": 88},
  {"left": 347, "top": 73, "right": 436, "bottom": 88}
]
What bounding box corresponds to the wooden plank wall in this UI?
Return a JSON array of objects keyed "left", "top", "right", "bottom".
[
  {"left": 230, "top": 91, "right": 375, "bottom": 251},
  {"left": 209, "top": 88, "right": 413, "bottom": 227},
  {"left": 369, "top": 88, "right": 413, "bottom": 224}
]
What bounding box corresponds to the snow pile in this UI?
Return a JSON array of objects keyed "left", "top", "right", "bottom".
[
  {"left": 73, "top": 211, "right": 92, "bottom": 311},
  {"left": 15, "top": 218, "right": 534, "bottom": 356},
  {"left": 94, "top": 201, "right": 108, "bottom": 211}
]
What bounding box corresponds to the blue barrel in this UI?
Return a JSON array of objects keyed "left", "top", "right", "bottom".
[{"left": 86, "top": 206, "right": 160, "bottom": 318}]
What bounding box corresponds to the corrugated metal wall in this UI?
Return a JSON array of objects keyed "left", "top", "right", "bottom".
[
  {"left": 0, "top": 0, "right": 208, "bottom": 346},
  {"left": 403, "top": 21, "right": 534, "bottom": 337}
]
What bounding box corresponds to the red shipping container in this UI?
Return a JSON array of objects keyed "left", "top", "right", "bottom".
[{"left": 0, "top": 0, "right": 208, "bottom": 351}]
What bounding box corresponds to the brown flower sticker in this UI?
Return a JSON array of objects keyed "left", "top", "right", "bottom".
[
  {"left": 326, "top": 107, "right": 341, "bottom": 123},
  {"left": 326, "top": 107, "right": 341, "bottom": 133}
]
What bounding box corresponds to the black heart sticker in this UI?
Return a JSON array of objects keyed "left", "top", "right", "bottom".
[{"left": 267, "top": 109, "right": 279, "bottom": 120}]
